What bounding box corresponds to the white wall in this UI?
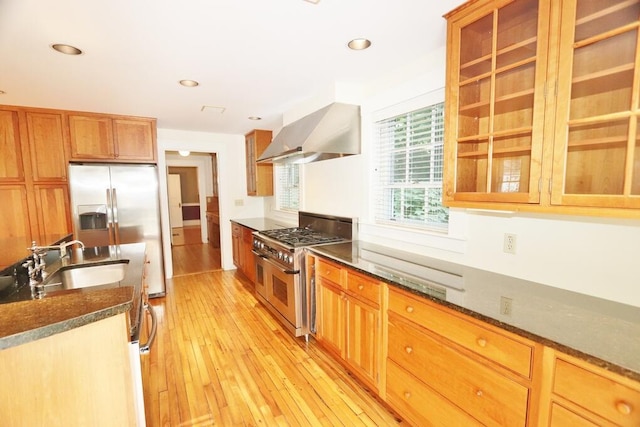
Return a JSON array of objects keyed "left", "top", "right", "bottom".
[{"left": 272, "top": 46, "right": 640, "bottom": 308}]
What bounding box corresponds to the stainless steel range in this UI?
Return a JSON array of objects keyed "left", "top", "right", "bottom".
[{"left": 252, "top": 212, "right": 356, "bottom": 338}]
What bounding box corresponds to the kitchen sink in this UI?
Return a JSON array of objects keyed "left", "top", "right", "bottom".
[{"left": 44, "top": 260, "right": 129, "bottom": 290}]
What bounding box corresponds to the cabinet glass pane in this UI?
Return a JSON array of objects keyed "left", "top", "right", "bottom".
[
  {"left": 459, "top": 14, "right": 493, "bottom": 81},
  {"left": 458, "top": 77, "right": 491, "bottom": 137},
  {"left": 565, "top": 120, "right": 628, "bottom": 194},
  {"left": 496, "top": 0, "right": 538, "bottom": 69},
  {"left": 456, "top": 139, "right": 488, "bottom": 193},
  {"left": 491, "top": 134, "right": 531, "bottom": 193},
  {"left": 634, "top": 126, "right": 640, "bottom": 195},
  {"left": 494, "top": 63, "right": 535, "bottom": 132},
  {"left": 575, "top": 0, "right": 640, "bottom": 42},
  {"left": 570, "top": 30, "right": 635, "bottom": 120}
]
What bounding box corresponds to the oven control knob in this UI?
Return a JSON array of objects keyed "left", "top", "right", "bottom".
[{"left": 288, "top": 255, "right": 293, "bottom": 264}]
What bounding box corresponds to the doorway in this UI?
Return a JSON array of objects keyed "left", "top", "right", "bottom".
[{"left": 166, "top": 152, "right": 221, "bottom": 276}]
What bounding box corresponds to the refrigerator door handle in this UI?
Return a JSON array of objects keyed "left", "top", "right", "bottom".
[
  {"left": 106, "top": 188, "right": 116, "bottom": 245},
  {"left": 112, "top": 188, "right": 121, "bottom": 245}
]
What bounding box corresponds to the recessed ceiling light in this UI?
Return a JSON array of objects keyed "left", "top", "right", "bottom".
[
  {"left": 348, "top": 38, "right": 371, "bottom": 50},
  {"left": 51, "top": 44, "right": 83, "bottom": 55},
  {"left": 248, "top": 116, "right": 262, "bottom": 121},
  {"left": 178, "top": 150, "right": 190, "bottom": 157},
  {"left": 303, "top": 0, "right": 321, "bottom": 3},
  {"left": 179, "top": 80, "right": 199, "bottom": 87},
  {"left": 0, "top": 90, "right": 5, "bottom": 95}
]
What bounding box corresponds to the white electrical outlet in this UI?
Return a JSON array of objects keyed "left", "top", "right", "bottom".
[
  {"left": 503, "top": 233, "right": 517, "bottom": 254},
  {"left": 234, "top": 199, "right": 244, "bottom": 207},
  {"left": 500, "top": 296, "right": 513, "bottom": 316}
]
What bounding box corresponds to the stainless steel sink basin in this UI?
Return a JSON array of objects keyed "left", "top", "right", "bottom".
[{"left": 44, "top": 261, "right": 129, "bottom": 290}]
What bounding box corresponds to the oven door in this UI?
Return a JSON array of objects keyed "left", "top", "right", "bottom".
[
  {"left": 254, "top": 252, "right": 304, "bottom": 336},
  {"left": 254, "top": 252, "right": 268, "bottom": 299},
  {"left": 266, "top": 262, "right": 300, "bottom": 329}
]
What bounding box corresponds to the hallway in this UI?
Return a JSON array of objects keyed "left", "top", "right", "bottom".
[{"left": 171, "top": 225, "right": 222, "bottom": 276}]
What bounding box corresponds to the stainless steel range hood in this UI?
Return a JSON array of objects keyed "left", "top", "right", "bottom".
[{"left": 257, "top": 102, "right": 360, "bottom": 164}]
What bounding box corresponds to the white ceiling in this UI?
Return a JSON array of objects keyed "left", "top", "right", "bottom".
[{"left": 0, "top": 0, "right": 466, "bottom": 135}]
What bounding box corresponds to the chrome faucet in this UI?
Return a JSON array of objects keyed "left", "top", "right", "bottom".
[
  {"left": 58, "top": 240, "right": 85, "bottom": 257},
  {"left": 27, "top": 240, "right": 85, "bottom": 259}
]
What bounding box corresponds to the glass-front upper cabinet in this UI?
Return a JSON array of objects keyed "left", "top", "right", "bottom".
[
  {"left": 551, "top": 0, "right": 640, "bottom": 209},
  {"left": 445, "top": 0, "right": 550, "bottom": 204}
]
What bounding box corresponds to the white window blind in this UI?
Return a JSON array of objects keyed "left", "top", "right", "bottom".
[
  {"left": 275, "top": 163, "right": 299, "bottom": 212},
  {"left": 374, "top": 101, "right": 449, "bottom": 230}
]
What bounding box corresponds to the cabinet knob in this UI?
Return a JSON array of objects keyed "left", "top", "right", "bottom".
[
  {"left": 476, "top": 389, "right": 484, "bottom": 397},
  {"left": 616, "top": 401, "right": 632, "bottom": 415},
  {"left": 406, "top": 306, "right": 414, "bottom": 313},
  {"left": 476, "top": 337, "right": 487, "bottom": 348},
  {"left": 404, "top": 391, "right": 412, "bottom": 400},
  {"left": 358, "top": 284, "right": 364, "bottom": 290},
  {"left": 405, "top": 346, "right": 413, "bottom": 354}
]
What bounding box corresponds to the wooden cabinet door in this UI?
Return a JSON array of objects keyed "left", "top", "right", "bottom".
[
  {"left": 231, "top": 223, "right": 242, "bottom": 268},
  {"left": 68, "top": 115, "right": 114, "bottom": 160},
  {"left": 245, "top": 130, "right": 273, "bottom": 196},
  {"left": 0, "top": 185, "right": 34, "bottom": 268},
  {"left": 33, "top": 184, "right": 72, "bottom": 245},
  {"left": 345, "top": 295, "right": 379, "bottom": 390},
  {"left": 25, "top": 111, "right": 69, "bottom": 181},
  {"left": 316, "top": 281, "right": 345, "bottom": 358},
  {"left": 0, "top": 109, "right": 26, "bottom": 183},
  {"left": 113, "top": 118, "right": 156, "bottom": 162},
  {"left": 444, "top": 0, "right": 550, "bottom": 205},
  {"left": 550, "top": 0, "right": 640, "bottom": 209},
  {"left": 242, "top": 227, "right": 255, "bottom": 282}
]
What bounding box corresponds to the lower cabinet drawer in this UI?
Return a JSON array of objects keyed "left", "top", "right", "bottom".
[
  {"left": 553, "top": 358, "right": 640, "bottom": 426},
  {"left": 388, "top": 287, "right": 532, "bottom": 378},
  {"left": 386, "top": 359, "right": 482, "bottom": 427},
  {"left": 549, "top": 403, "right": 599, "bottom": 427},
  {"left": 388, "top": 317, "right": 529, "bottom": 427}
]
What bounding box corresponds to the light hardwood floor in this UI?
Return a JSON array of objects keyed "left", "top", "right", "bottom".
[
  {"left": 141, "top": 271, "right": 403, "bottom": 426},
  {"left": 171, "top": 226, "right": 222, "bottom": 276}
]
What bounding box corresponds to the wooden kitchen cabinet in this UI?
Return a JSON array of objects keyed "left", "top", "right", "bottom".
[
  {"left": 0, "top": 185, "right": 34, "bottom": 269},
  {"left": 231, "top": 222, "right": 255, "bottom": 281},
  {"left": 315, "top": 258, "right": 382, "bottom": 391},
  {"left": 0, "top": 109, "right": 26, "bottom": 183},
  {"left": 444, "top": 0, "right": 640, "bottom": 217},
  {"left": 0, "top": 313, "right": 137, "bottom": 426},
  {"left": 245, "top": 129, "right": 273, "bottom": 196},
  {"left": 32, "top": 184, "right": 73, "bottom": 246},
  {"left": 69, "top": 113, "right": 156, "bottom": 163},
  {"left": 386, "top": 286, "right": 536, "bottom": 426},
  {"left": 539, "top": 349, "right": 640, "bottom": 427},
  {"left": 25, "top": 111, "right": 69, "bottom": 182},
  {"left": 0, "top": 107, "right": 72, "bottom": 268}
]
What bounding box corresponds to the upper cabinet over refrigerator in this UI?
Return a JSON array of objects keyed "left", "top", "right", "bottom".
[{"left": 68, "top": 164, "right": 166, "bottom": 296}]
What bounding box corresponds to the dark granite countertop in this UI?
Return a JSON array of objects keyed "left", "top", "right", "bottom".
[
  {"left": 231, "top": 217, "right": 295, "bottom": 232},
  {"left": 0, "top": 242, "right": 147, "bottom": 350},
  {"left": 308, "top": 241, "right": 640, "bottom": 382}
]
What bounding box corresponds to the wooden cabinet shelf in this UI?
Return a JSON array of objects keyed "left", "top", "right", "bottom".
[{"left": 445, "top": 0, "right": 640, "bottom": 216}]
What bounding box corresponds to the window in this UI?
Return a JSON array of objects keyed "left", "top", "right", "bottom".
[
  {"left": 275, "top": 163, "right": 299, "bottom": 211},
  {"left": 373, "top": 100, "right": 448, "bottom": 230}
]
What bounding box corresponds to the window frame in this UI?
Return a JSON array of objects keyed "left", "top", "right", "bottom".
[{"left": 371, "top": 88, "right": 449, "bottom": 232}]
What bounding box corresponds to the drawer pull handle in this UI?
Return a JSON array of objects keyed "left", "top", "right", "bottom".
[
  {"left": 476, "top": 389, "right": 484, "bottom": 397},
  {"left": 616, "top": 401, "right": 632, "bottom": 415},
  {"left": 406, "top": 306, "right": 414, "bottom": 313},
  {"left": 404, "top": 392, "right": 411, "bottom": 400},
  {"left": 476, "top": 338, "right": 487, "bottom": 348},
  {"left": 405, "top": 346, "right": 413, "bottom": 354},
  {"left": 358, "top": 284, "right": 364, "bottom": 290}
]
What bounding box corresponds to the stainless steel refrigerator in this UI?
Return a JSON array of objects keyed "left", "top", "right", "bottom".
[{"left": 68, "top": 163, "right": 165, "bottom": 296}]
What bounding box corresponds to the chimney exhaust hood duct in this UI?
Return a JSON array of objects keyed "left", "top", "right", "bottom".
[{"left": 257, "top": 102, "right": 361, "bottom": 164}]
